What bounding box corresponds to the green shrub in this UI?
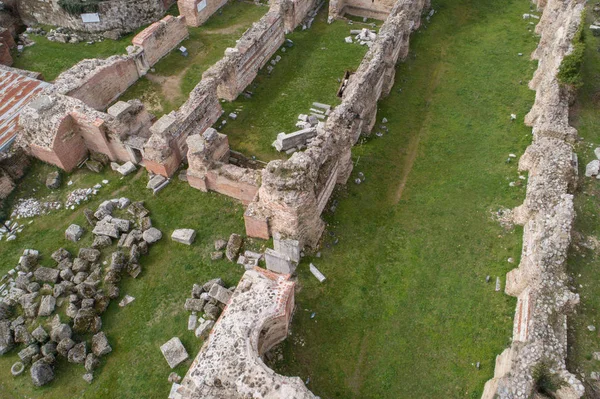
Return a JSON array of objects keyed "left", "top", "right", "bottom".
[
  {"left": 557, "top": 10, "right": 586, "bottom": 87},
  {"left": 57, "top": 0, "right": 101, "bottom": 15},
  {"left": 531, "top": 361, "right": 565, "bottom": 397}
]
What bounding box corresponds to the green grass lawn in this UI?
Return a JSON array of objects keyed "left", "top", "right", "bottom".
[
  {"left": 118, "top": 1, "right": 268, "bottom": 117},
  {"left": 0, "top": 161, "right": 267, "bottom": 399},
  {"left": 219, "top": 8, "right": 369, "bottom": 161},
  {"left": 270, "top": 0, "right": 539, "bottom": 397},
  {"left": 565, "top": 5, "right": 600, "bottom": 391}
]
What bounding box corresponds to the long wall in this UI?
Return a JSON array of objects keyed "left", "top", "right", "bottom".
[
  {"left": 244, "top": 0, "right": 429, "bottom": 247},
  {"left": 178, "top": 0, "right": 228, "bottom": 27},
  {"left": 329, "top": 0, "right": 396, "bottom": 20},
  {"left": 482, "top": 0, "right": 585, "bottom": 398},
  {"left": 15, "top": 0, "right": 174, "bottom": 34}
]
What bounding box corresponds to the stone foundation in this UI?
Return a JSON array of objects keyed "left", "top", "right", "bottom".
[
  {"left": 244, "top": 0, "right": 429, "bottom": 248},
  {"left": 482, "top": 1, "right": 585, "bottom": 398},
  {"left": 176, "top": 268, "right": 317, "bottom": 399}
]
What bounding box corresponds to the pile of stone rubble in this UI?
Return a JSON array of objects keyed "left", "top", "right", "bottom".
[
  {"left": 272, "top": 102, "right": 331, "bottom": 154},
  {"left": 0, "top": 198, "right": 161, "bottom": 387},
  {"left": 344, "top": 28, "right": 378, "bottom": 46}
]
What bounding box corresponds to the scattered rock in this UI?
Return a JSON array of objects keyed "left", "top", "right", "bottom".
[
  {"left": 171, "top": 229, "right": 196, "bottom": 245},
  {"left": 92, "top": 332, "right": 112, "bottom": 357},
  {"left": 226, "top": 234, "right": 243, "bottom": 262},
  {"left": 142, "top": 227, "right": 162, "bottom": 244},
  {"left": 65, "top": 224, "right": 85, "bottom": 242},
  {"left": 160, "top": 337, "right": 189, "bottom": 368},
  {"left": 45, "top": 171, "right": 61, "bottom": 189},
  {"left": 30, "top": 359, "right": 54, "bottom": 386}
]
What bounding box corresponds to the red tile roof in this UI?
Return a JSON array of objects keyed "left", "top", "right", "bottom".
[{"left": 0, "top": 69, "right": 51, "bottom": 151}]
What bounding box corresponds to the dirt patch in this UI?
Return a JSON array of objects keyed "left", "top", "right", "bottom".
[
  {"left": 146, "top": 70, "right": 187, "bottom": 104},
  {"left": 204, "top": 21, "right": 253, "bottom": 35}
]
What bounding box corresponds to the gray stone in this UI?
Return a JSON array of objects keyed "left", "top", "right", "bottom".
[
  {"left": 273, "top": 233, "right": 301, "bottom": 263},
  {"left": 202, "top": 278, "right": 224, "bottom": 292},
  {"left": 188, "top": 314, "right": 197, "bottom": 331},
  {"left": 14, "top": 325, "right": 34, "bottom": 345},
  {"left": 214, "top": 239, "right": 227, "bottom": 250},
  {"left": 30, "top": 359, "right": 54, "bottom": 386},
  {"left": 194, "top": 318, "right": 214, "bottom": 339},
  {"left": 309, "top": 263, "right": 326, "bottom": 283},
  {"left": 41, "top": 342, "right": 57, "bottom": 357},
  {"left": 92, "top": 235, "right": 112, "bottom": 249},
  {"left": 0, "top": 320, "right": 13, "bottom": 355},
  {"left": 34, "top": 267, "right": 60, "bottom": 283},
  {"left": 32, "top": 325, "right": 48, "bottom": 343},
  {"left": 208, "top": 284, "right": 231, "bottom": 305},
  {"left": 11, "top": 361, "right": 25, "bottom": 376},
  {"left": 92, "top": 219, "right": 120, "bottom": 239},
  {"left": 57, "top": 338, "right": 75, "bottom": 357},
  {"left": 67, "top": 342, "right": 86, "bottom": 364},
  {"left": 226, "top": 234, "right": 243, "bottom": 262},
  {"left": 265, "top": 248, "right": 296, "bottom": 274},
  {"left": 211, "top": 251, "right": 224, "bottom": 261},
  {"left": 38, "top": 295, "right": 56, "bottom": 317},
  {"left": 78, "top": 248, "right": 101, "bottom": 262},
  {"left": 184, "top": 298, "right": 205, "bottom": 312},
  {"left": 45, "top": 171, "right": 61, "bottom": 189},
  {"left": 18, "top": 344, "right": 40, "bottom": 363},
  {"left": 85, "top": 353, "right": 99, "bottom": 372},
  {"left": 147, "top": 174, "right": 167, "bottom": 190},
  {"left": 586, "top": 160, "right": 600, "bottom": 177},
  {"left": 51, "top": 248, "right": 71, "bottom": 263},
  {"left": 143, "top": 227, "right": 162, "bottom": 244},
  {"left": 50, "top": 323, "right": 72, "bottom": 342},
  {"left": 203, "top": 303, "right": 219, "bottom": 320},
  {"left": 160, "top": 337, "right": 189, "bottom": 368},
  {"left": 65, "top": 224, "right": 85, "bottom": 242},
  {"left": 92, "top": 332, "right": 112, "bottom": 357},
  {"left": 117, "top": 161, "right": 137, "bottom": 176},
  {"left": 83, "top": 373, "right": 94, "bottom": 384},
  {"left": 171, "top": 229, "right": 196, "bottom": 245}
]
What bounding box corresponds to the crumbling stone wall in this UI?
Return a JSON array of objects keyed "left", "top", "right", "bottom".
[
  {"left": 15, "top": 0, "right": 174, "bottom": 35},
  {"left": 142, "top": 0, "right": 314, "bottom": 177},
  {"left": 178, "top": 0, "right": 228, "bottom": 27},
  {"left": 19, "top": 94, "right": 153, "bottom": 171},
  {"left": 131, "top": 15, "right": 188, "bottom": 67},
  {"left": 186, "top": 129, "right": 261, "bottom": 204},
  {"left": 177, "top": 268, "right": 317, "bottom": 399},
  {"left": 329, "top": 0, "right": 396, "bottom": 20},
  {"left": 244, "top": 0, "right": 429, "bottom": 248},
  {"left": 51, "top": 15, "right": 188, "bottom": 111},
  {"left": 273, "top": 0, "right": 318, "bottom": 32},
  {"left": 53, "top": 56, "right": 141, "bottom": 111},
  {"left": 203, "top": 10, "right": 285, "bottom": 101},
  {"left": 482, "top": 1, "right": 585, "bottom": 398}
]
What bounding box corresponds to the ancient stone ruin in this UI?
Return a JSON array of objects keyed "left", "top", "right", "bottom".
[{"left": 482, "top": 0, "right": 586, "bottom": 397}]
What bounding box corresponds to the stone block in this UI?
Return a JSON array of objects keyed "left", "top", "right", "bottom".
[
  {"left": 34, "top": 267, "right": 60, "bottom": 283},
  {"left": 160, "top": 337, "right": 189, "bottom": 369},
  {"left": 264, "top": 248, "right": 295, "bottom": 274},
  {"left": 184, "top": 298, "right": 205, "bottom": 312},
  {"left": 208, "top": 284, "right": 231, "bottom": 305},
  {"left": 194, "top": 318, "right": 214, "bottom": 339},
  {"left": 65, "top": 224, "right": 84, "bottom": 242},
  {"left": 117, "top": 162, "right": 137, "bottom": 176},
  {"left": 171, "top": 229, "right": 196, "bottom": 245},
  {"left": 226, "top": 233, "right": 243, "bottom": 261},
  {"left": 273, "top": 232, "right": 300, "bottom": 263}
]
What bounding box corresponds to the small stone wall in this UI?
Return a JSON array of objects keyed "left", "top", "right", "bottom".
[
  {"left": 131, "top": 15, "right": 188, "bottom": 67},
  {"left": 15, "top": 0, "right": 175, "bottom": 35},
  {"left": 203, "top": 10, "right": 286, "bottom": 101},
  {"left": 178, "top": 0, "right": 228, "bottom": 27},
  {"left": 244, "top": 0, "right": 429, "bottom": 248},
  {"left": 329, "top": 0, "right": 396, "bottom": 20},
  {"left": 481, "top": 0, "right": 585, "bottom": 398},
  {"left": 176, "top": 268, "right": 317, "bottom": 399}
]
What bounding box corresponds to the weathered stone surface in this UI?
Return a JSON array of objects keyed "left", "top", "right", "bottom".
[
  {"left": 32, "top": 325, "right": 49, "bottom": 343},
  {"left": 30, "top": 358, "right": 54, "bottom": 386},
  {"left": 194, "top": 318, "right": 214, "bottom": 339},
  {"left": 0, "top": 320, "right": 13, "bottom": 355},
  {"left": 85, "top": 353, "right": 99, "bottom": 372},
  {"left": 38, "top": 295, "right": 57, "bottom": 317},
  {"left": 73, "top": 308, "right": 101, "bottom": 334},
  {"left": 225, "top": 234, "right": 243, "bottom": 261},
  {"left": 51, "top": 248, "right": 71, "bottom": 263},
  {"left": 264, "top": 248, "right": 296, "bottom": 274},
  {"left": 45, "top": 171, "right": 61, "bottom": 189},
  {"left": 78, "top": 248, "right": 101, "bottom": 262},
  {"left": 57, "top": 338, "right": 75, "bottom": 357},
  {"left": 171, "top": 229, "right": 196, "bottom": 245},
  {"left": 92, "top": 332, "right": 112, "bottom": 357},
  {"left": 214, "top": 239, "right": 227, "bottom": 250},
  {"left": 177, "top": 269, "right": 315, "bottom": 399},
  {"left": 67, "top": 342, "right": 87, "bottom": 364},
  {"left": 92, "top": 219, "right": 120, "bottom": 239},
  {"left": 208, "top": 284, "right": 231, "bottom": 305},
  {"left": 184, "top": 298, "right": 205, "bottom": 312},
  {"left": 92, "top": 235, "right": 112, "bottom": 249},
  {"left": 143, "top": 227, "right": 162, "bottom": 244},
  {"left": 117, "top": 161, "right": 137, "bottom": 176},
  {"left": 18, "top": 344, "right": 40, "bottom": 363},
  {"left": 65, "top": 224, "right": 85, "bottom": 242},
  {"left": 11, "top": 361, "right": 25, "bottom": 376},
  {"left": 34, "top": 267, "right": 60, "bottom": 283},
  {"left": 50, "top": 323, "right": 72, "bottom": 343},
  {"left": 160, "top": 337, "right": 189, "bottom": 369}
]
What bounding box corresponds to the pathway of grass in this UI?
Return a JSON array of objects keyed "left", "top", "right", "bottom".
[
  {"left": 219, "top": 7, "right": 369, "bottom": 161},
  {"left": 565, "top": 5, "right": 600, "bottom": 394},
  {"left": 0, "top": 161, "right": 263, "bottom": 399},
  {"left": 118, "top": 1, "right": 267, "bottom": 117},
  {"left": 273, "top": 0, "right": 539, "bottom": 397}
]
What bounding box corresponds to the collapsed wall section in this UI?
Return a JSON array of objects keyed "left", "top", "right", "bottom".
[
  {"left": 176, "top": 268, "right": 317, "bottom": 399},
  {"left": 19, "top": 94, "right": 153, "bottom": 171},
  {"left": 15, "top": 0, "right": 174, "bottom": 34},
  {"left": 482, "top": 1, "right": 585, "bottom": 398},
  {"left": 244, "top": 0, "right": 429, "bottom": 247}
]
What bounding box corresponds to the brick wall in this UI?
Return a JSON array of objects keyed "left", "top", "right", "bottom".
[
  {"left": 178, "top": 0, "right": 228, "bottom": 27},
  {"left": 132, "top": 15, "right": 189, "bottom": 67},
  {"left": 0, "top": 43, "right": 12, "bottom": 66}
]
